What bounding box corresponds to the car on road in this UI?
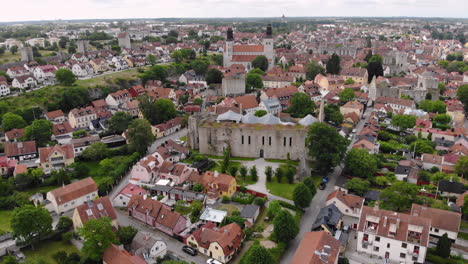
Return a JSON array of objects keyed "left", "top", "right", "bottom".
[
  {"left": 182, "top": 245, "right": 198, "bottom": 256},
  {"left": 318, "top": 182, "right": 327, "bottom": 190},
  {"left": 207, "top": 259, "right": 223, "bottom": 264}
]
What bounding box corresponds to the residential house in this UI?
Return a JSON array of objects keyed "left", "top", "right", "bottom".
[
  {"left": 410, "top": 204, "right": 461, "bottom": 242},
  {"left": 340, "top": 68, "right": 368, "bottom": 84},
  {"left": 45, "top": 110, "right": 66, "bottom": 124},
  {"left": 260, "top": 85, "right": 298, "bottom": 109},
  {"left": 32, "top": 65, "right": 57, "bottom": 82},
  {"left": 89, "top": 58, "right": 109, "bottom": 73},
  {"left": 12, "top": 75, "right": 37, "bottom": 89},
  {"left": 130, "top": 232, "right": 167, "bottom": 263},
  {"left": 0, "top": 77, "right": 10, "bottom": 96},
  {"left": 158, "top": 162, "right": 196, "bottom": 185},
  {"left": 68, "top": 106, "right": 97, "bottom": 129},
  {"left": 340, "top": 100, "right": 364, "bottom": 117},
  {"left": 200, "top": 208, "right": 228, "bottom": 225},
  {"left": 166, "top": 188, "right": 206, "bottom": 202},
  {"left": 4, "top": 141, "right": 37, "bottom": 161},
  {"left": 233, "top": 95, "right": 259, "bottom": 114},
  {"left": 113, "top": 183, "right": 147, "bottom": 207},
  {"left": 127, "top": 195, "right": 188, "bottom": 237},
  {"left": 258, "top": 98, "right": 281, "bottom": 115},
  {"left": 39, "top": 144, "right": 75, "bottom": 173},
  {"left": 46, "top": 177, "right": 99, "bottom": 214},
  {"left": 52, "top": 122, "right": 74, "bottom": 144},
  {"left": 240, "top": 204, "right": 260, "bottom": 225},
  {"left": 129, "top": 155, "right": 161, "bottom": 184},
  {"left": 179, "top": 70, "right": 207, "bottom": 87},
  {"left": 356, "top": 205, "right": 430, "bottom": 264},
  {"left": 375, "top": 96, "right": 416, "bottom": 111},
  {"left": 326, "top": 189, "right": 364, "bottom": 223},
  {"left": 70, "top": 135, "right": 100, "bottom": 156},
  {"left": 71, "top": 63, "right": 94, "bottom": 77},
  {"left": 5, "top": 128, "right": 25, "bottom": 142},
  {"left": 262, "top": 74, "right": 295, "bottom": 89},
  {"left": 438, "top": 180, "right": 465, "bottom": 197},
  {"left": 311, "top": 204, "right": 343, "bottom": 235},
  {"left": 291, "top": 231, "right": 341, "bottom": 264},
  {"left": 72, "top": 196, "right": 118, "bottom": 231},
  {"left": 121, "top": 100, "right": 140, "bottom": 118},
  {"left": 103, "top": 244, "right": 146, "bottom": 264},
  {"left": 152, "top": 117, "right": 184, "bottom": 138},
  {"left": 105, "top": 89, "right": 132, "bottom": 109},
  {"left": 129, "top": 85, "right": 146, "bottom": 97},
  {"left": 421, "top": 154, "right": 443, "bottom": 171},
  {"left": 193, "top": 171, "right": 237, "bottom": 199},
  {"left": 185, "top": 222, "right": 244, "bottom": 263},
  {"left": 0, "top": 156, "right": 17, "bottom": 176}
]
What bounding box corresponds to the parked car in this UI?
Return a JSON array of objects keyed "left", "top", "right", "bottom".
[
  {"left": 318, "top": 182, "right": 327, "bottom": 190},
  {"left": 182, "top": 245, "right": 197, "bottom": 256}
]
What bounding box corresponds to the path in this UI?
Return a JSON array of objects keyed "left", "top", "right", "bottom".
[{"left": 280, "top": 106, "right": 373, "bottom": 264}]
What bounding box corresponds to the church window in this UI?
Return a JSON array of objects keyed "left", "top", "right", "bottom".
[
  {"left": 289, "top": 137, "right": 292, "bottom": 146},
  {"left": 283, "top": 137, "right": 286, "bottom": 146},
  {"left": 262, "top": 136, "right": 265, "bottom": 145},
  {"left": 269, "top": 137, "right": 272, "bottom": 145},
  {"left": 248, "top": 136, "right": 251, "bottom": 145},
  {"left": 242, "top": 135, "right": 244, "bottom": 144}
]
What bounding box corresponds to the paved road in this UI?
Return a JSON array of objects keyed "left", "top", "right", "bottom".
[
  {"left": 108, "top": 128, "right": 188, "bottom": 200},
  {"left": 280, "top": 106, "right": 373, "bottom": 264},
  {"left": 116, "top": 210, "right": 208, "bottom": 264}
]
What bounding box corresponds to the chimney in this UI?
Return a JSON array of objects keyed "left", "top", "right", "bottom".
[
  {"left": 396, "top": 219, "right": 400, "bottom": 230},
  {"left": 143, "top": 194, "right": 147, "bottom": 200},
  {"left": 383, "top": 216, "right": 387, "bottom": 227},
  {"left": 374, "top": 202, "right": 379, "bottom": 211},
  {"left": 214, "top": 171, "right": 219, "bottom": 177}
]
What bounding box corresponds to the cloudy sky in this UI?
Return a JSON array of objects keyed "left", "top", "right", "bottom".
[{"left": 2, "top": 0, "right": 467, "bottom": 22}]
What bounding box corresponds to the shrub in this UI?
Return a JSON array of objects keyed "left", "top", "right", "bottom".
[
  {"left": 231, "top": 192, "right": 255, "bottom": 204},
  {"left": 253, "top": 197, "right": 266, "bottom": 206},
  {"left": 221, "top": 196, "right": 230, "bottom": 203}
]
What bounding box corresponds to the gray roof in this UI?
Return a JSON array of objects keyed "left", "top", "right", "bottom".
[
  {"left": 241, "top": 113, "right": 260, "bottom": 124},
  {"left": 261, "top": 98, "right": 281, "bottom": 111},
  {"left": 311, "top": 204, "right": 343, "bottom": 232},
  {"left": 258, "top": 113, "right": 281, "bottom": 125},
  {"left": 240, "top": 204, "right": 260, "bottom": 218},
  {"left": 151, "top": 185, "right": 173, "bottom": 193},
  {"left": 298, "top": 114, "right": 319, "bottom": 126},
  {"left": 216, "top": 110, "right": 242, "bottom": 123}
]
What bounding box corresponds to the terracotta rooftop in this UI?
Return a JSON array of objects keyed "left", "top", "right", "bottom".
[
  {"left": 410, "top": 204, "right": 461, "bottom": 233},
  {"left": 291, "top": 231, "right": 341, "bottom": 264},
  {"left": 48, "top": 177, "right": 98, "bottom": 205},
  {"left": 75, "top": 196, "right": 117, "bottom": 224}
]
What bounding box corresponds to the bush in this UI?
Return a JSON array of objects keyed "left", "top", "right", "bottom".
[
  {"left": 231, "top": 192, "right": 255, "bottom": 204},
  {"left": 62, "top": 231, "right": 73, "bottom": 242},
  {"left": 221, "top": 196, "right": 230, "bottom": 203},
  {"left": 253, "top": 197, "right": 266, "bottom": 206}
]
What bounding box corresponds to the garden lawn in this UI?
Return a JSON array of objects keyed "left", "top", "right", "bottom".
[
  {"left": 216, "top": 204, "right": 239, "bottom": 216},
  {"left": 24, "top": 240, "right": 79, "bottom": 263},
  {"left": 80, "top": 155, "right": 131, "bottom": 186},
  {"left": 264, "top": 159, "right": 299, "bottom": 166},
  {"left": 24, "top": 185, "right": 60, "bottom": 196},
  {"left": 76, "top": 68, "right": 143, "bottom": 87},
  {"left": 461, "top": 221, "right": 468, "bottom": 230},
  {"left": 266, "top": 180, "right": 298, "bottom": 201},
  {"left": 0, "top": 210, "right": 13, "bottom": 232},
  {"left": 458, "top": 232, "right": 468, "bottom": 240}
]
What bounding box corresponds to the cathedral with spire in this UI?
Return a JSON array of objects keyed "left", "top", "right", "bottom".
[{"left": 223, "top": 24, "right": 275, "bottom": 71}]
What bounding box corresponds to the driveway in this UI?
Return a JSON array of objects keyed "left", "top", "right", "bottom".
[
  {"left": 116, "top": 209, "right": 208, "bottom": 264},
  {"left": 108, "top": 128, "right": 187, "bottom": 200},
  {"left": 280, "top": 107, "right": 373, "bottom": 264}
]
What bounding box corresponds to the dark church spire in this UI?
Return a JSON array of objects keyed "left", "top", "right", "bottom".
[
  {"left": 227, "top": 27, "right": 234, "bottom": 41},
  {"left": 266, "top": 24, "right": 273, "bottom": 38}
]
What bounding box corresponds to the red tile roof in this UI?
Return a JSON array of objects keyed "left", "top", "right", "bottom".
[
  {"left": 410, "top": 204, "right": 461, "bottom": 233},
  {"left": 49, "top": 177, "right": 98, "bottom": 205},
  {"left": 291, "top": 231, "right": 341, "bottom": 264},
  {"left": 75, "top": 196, "right": 117, "bottom": 224},
  {"left": 232, "top": 45, "right": 264, "bottom": 53},
  {"left": 39, "top": 144, "right": 74, "bottom": 163},
  {"left": 5, "top": 141, "right": 37, "bottom": 157},
  {"left": 103, "top": 244, "right": 146, "bottom": 264}
]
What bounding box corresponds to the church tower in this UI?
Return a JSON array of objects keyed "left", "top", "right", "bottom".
[
  {"left": 263, "top": 24, "right": 274, "bottom": 70},
  {"left": 223, "top": 27, "right": 234, "bottom": 67}
]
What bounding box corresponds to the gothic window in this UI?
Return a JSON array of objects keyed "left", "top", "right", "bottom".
[
  {"left": 242, "top": 135, "right": 244, "bottom": 144},
  {"left": 283, "top": 137, "right": 286, "bottom": 146},
  {"left": 269, "top": 137, "right": 272, "bottom": 145},
  {"left": 289, "top": 137, "right": 292, "bottom": 146},
  {"left": 248, "top": 136, "right": 251, "bottom": 145},
  {"left": 262, "top": 136, "right": 265, "bottom": 145}
]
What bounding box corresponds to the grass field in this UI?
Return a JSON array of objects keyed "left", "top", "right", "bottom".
[
  {"left": 216, "top": 204, "right": 240, "bottom": 216},
  {"left": 0, "top": 210, "right": 13, "bottom": 232},
  {"left": 24, "top": 240, "right": 79, "bottom": 263},
  {"left": 0, "top": 52, "right": 21, "bottom": 64},
  {"left": 80, "top": 155, "right": 132, "bottom": 186},
  {"left": 75, "top": 68, "right": 142, "bottom": 88},
  {"left": 24, "top": 185, "right": 60, "bottom": 196},
  {"left": 266, "top": 180, "right": 298, "bottom": 201}
]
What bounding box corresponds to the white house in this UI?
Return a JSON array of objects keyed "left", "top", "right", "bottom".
[
  {"left": 71, "top": 63, "right": 94, "bottom": 77},
  {"left": 112, "top": 183, "right": 147, "bottom": 207},
  {"left": 258, "top": 98, "right": 281, "bottom": 115},
  {"left": 46, "top": 177, "right": 98, "bottom": 214},
  {"left": 326, "top": 189, "right": 364, "bottom": 225},
  {"left": 357, "top": 205, "right": 430, "bottom": 264},
  {"left": 105, "top": 89, "right": 131, "bottom": 109},
  {"left": 130, "top": 232, "right": 167, "bottom": 263},
  {"left": 410, "top": 204, "right": 461, "bottom": 242},
  {"left": 0, "top": 81, "right": 11, "bottom": 96},
  {"left": 33, "top": 65, "right": 57, "bottom": 81},
  {"left": 12, "top": 75, "right": 37, "bottom": 89}
]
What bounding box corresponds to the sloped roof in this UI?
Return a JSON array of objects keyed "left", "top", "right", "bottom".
[
  {"left": 49, "top": 177, "right": 98, "bottom": 205},
  {"left": 299, "top": 114, "right": 319, "bottom": 126},
  {"left": 216, "top": 110, "right": 243, "bottom": 122},
  {"left": 410, "top": 204, "right": 460, "bottom": 233}
]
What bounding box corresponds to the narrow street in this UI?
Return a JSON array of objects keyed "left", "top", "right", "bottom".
[{"left": 280, "top": 106, "right": 373, "bottom": 264}]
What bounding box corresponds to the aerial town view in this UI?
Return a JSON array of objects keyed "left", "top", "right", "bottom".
[{"left": 0, "top": 1, "right": 467, "bottom": 264}]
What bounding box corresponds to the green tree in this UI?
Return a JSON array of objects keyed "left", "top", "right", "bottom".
[
  {"left": 81, "top": 142, "right": 109, "bottom": 160},
  {"left": 108, "top": 112, "right": 133, "bottom": 134},
  {"left": 249, "top": 166, "right": 258, "bottom": 182},
  {"left": 254, "top": 110, "right": 267, "bottom": 117},
  {"left": 409, "top": 140, "right": 435, "bottom": 155},
  {"left": 338, "top": 88, "right": 355, "bottom": 104},
  {"left": 246, "top": 73, "right": 263, "bottom": 92},
  {"left": 205, "top": 68, "right": 223, "bottom": 84},
  {"left": 55, "top": 68, "right": 76, "bottom": 86},
  {"left": 435, "top": 233, "right": 452, "bottom": 258},
  {"left": 11, "top": 205, "right": 53, "bottom": 249},
  {"left": 24, "top": 119, "right": 53, "bottom": 147},
  {"left": 128, "top": 119, "right": 155, "bottom": 153},
  {"left": 2, "top": 113, "right": 27, "bottom": 132},
  {"left": 345, "top": 149, "right": 378, "bottom": 178},
  {"left": 68, "top": 46, "right": 76, "bottom": 54},
  {"left": 344, "top": 78, "right": 355, "bottom": 85},
  {"left": 243, "top": 243, "right": 275, "bottom": 264},
  {"left": 288, "top": 93, "right": 316, "bottom": 118},
  {"left": 250, "top": 68, "right": 265, "bottom": 75},
  {"left": 306, "top": 122, "right": 349, "bottom": 174},
  {"left": 367, "top": 55, "right": 384, "bottom": 83},
  {"left": 275, "top": 167, "right": 284, "bottom": 183},
  {"left": 326, "top": 53, "right": 341, "bottom": 74},
  {"left": 79, "top": 217, "right": 117, "bottom": 261},
  {"left": 56, "top": 216, "right": 73, "bottom": 233},
  {"left": 380, "top": 181, "right": 418, "bottom": 212},
  {"left": 146, "top": 54, "right": 157, "bottom": 65},
  {"left": 418, "top": 100, "right": 447, "bottom": 113},
  {"left": 455, "top": 155, "right": 468, "bottom": 178},
  {"left": 193, "top": 183, "right": 204, "bottom": 192},
  {"left": 190, "top": 60, "right": 209, "bottom": 75},
  {"left": 139, "top": 65, "right": 168, "bottom": 85},
  {"left": 433, "top": 113, "right": 451, "bottom": 125},
  {"left": 117, "top": 226, "right": 138, "bottom": 247},
  {"left": 193, "top": 97, "right": 203, "bottom": 105},
  {"left": 10, "top": 45, "right": 18, "bottom": 54},
  {"left": 345, "top": 178, "right": 370, "bottom": 196},
  {"left": 306, "top": 60, "right": 325, "bottom": 80},
  {"left": 457, "top": 85, "right": 468, "bottom": 111},
  {"left": 293, "top": 183, "right": 313, "bottom": 209},
  {"left": 302, "top": 177, "right": 316, "bottom": 195},
  {"left": 324, "top": 104, "right": 344, "bottom": 124},
  {"left": 265, "top": 166, "right": 273, "bottom": 182},
  {"left": 273, "top": 210, "right": 299, "bottom": 243},
  {"left": 251, "top": 56, "right": 269, "bottom": 72},
  {"left": 221, "top": 146, "right": 231, "bottom": 174},
  {"left": 1, "top": 256, "right": 18, "bottom": 264},
  {"left": 267, "top": 200, "right": 281, "bottom": 219},
  {"left": 139, "top": 96, "right": 177, "bottom": 125},
  {"left": 57, "top": 87, "right": 90, "bottom": 112},
  {"left": 391, "top": 114, "right": 416, "bottom": 131},
  {"left": 239, "top": 166, "right": 248, "bottom": 181},
  {"left": 229, "top": 166, "right": 238, "bottom": 178}
]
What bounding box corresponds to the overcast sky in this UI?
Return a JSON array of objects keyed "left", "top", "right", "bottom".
[{"left": 2, "top": 0, "right": 467, "bottom": 22}]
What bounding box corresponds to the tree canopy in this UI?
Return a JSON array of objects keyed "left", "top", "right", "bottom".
[
  {"left": 108, "top": 112, "right": 133, "bottom": 134},
  {"left": 306, "top": 60, "right": 325, "bottom": 80},
  {"left": 139, "top": 96, "right": 177, "bottom": 125},
  {"left": 11, "top": 205, "right": 53, "bottom": 249},
  {"left": 418, "top": 100, "right": 447, "bottom": 113},
  {"left": 380, "top": 181, "right": 419, "bottom": 212},
  {"left": 455, "top": 155, "right": 468, "bottom": 179},
  {"left": 2, "top": 112, "right": 27, "bottom": 132},
  {"left": 306, "top": 122, "right": 349, "bottom": 174},
  {"left": 324, "top": 105, "right": 344, "bottom": 125},
  {"left": 293, "top": 183, "right": 313, "bottom": 209},
  {"left": 24, "top": 119, "right": 53, "bottom": 147},
  {"left": 345, "top": 178, "right": 370, "bottom": 196},
  {"left": 139, "top": 65, "right": 168, "bottom": 85},
  {"left": 55, "top": 68, "right": 76, "bottom": 86},
  {"left": 367, "top": 56, "right": 384, "bottom": 83},
  {"left": 205, "top": 68, "right": 223, "bottom": 84},
  {"left": 326, "top": 53, "right": 341, "bottom": 75},
  {"left": 288, "top": 93, "right": 316, "bottom": 118},
  {"left": 190, "top": 60, "right": 209, "bottom": 75},
  {"left": 128, "top": 119, "right": 155, "bottom": 154},
  {"left": 246, "top": 73, "right": 263, "bottom": 92},
  {"left": 243, "top": 243, "right": 275, "bottom": 264},
  {"left": 391, "top": 114, "right": 416, "bottom": 131},
  {"left": 81, "top": 142, "right": 109, "bottom": 160},
  {"left": 338, "top": 88, "right": 355, "bottom": 104},
  {"left": 252, "top": 56, "right": 269, "bottom": 72},
  {"left": 345, "top": 149, "right": 378, "bottom": 178},
  {"left": 457, "top": 85, "right": 468, "bottom": 111},
  {"left": 79, "top": 217, "right": 117, "bottom": 261},
  {"left": 273, "top": 210, "right": 299, "bottom": 243}
]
